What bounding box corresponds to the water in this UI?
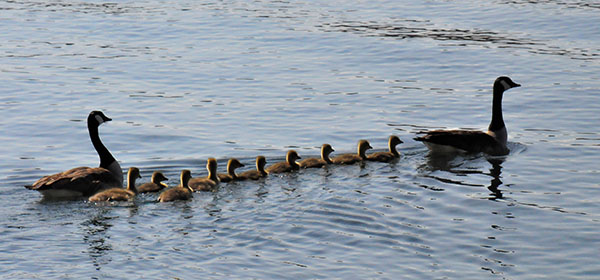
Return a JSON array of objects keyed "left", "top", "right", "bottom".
[{"left": 1, "top": 0, "right": 599, "bottom": 278}]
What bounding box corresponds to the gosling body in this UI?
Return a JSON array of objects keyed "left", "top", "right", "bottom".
[
  {"left": 217, "top": 158, "right": 244, "bottom": 182},
  {"left": 299, "top": 144, "right": 334, "bottom": 168},
  {"left": 137, "top": 171, "right": 169, "bottom": 193},
  {"left": 266, "top": 150, "right": 301, "bottom": 174},
  {"left": 367, "top": 136, "right": 403, "bottom": 162},
  {"left": 189, "top": 158, "right": 219, "bottom": 191},
  {"left": 89, "top": 167, "right": 140, "bottom": 202},
  {"left": 237, "top": 156, "right": 267, "bottom": 180},
  {"left": 158, "top": 170, "right": 193, "bottom": 202},
  {"left": 332, "top": 140, "right": 372, "bottom": 164}
]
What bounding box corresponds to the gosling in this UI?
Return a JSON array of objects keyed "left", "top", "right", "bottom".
[
  {"left": 158, "top": 170, "right": 193, "bottom": 202},
  {"left": 237, "top": 156, "right": 267, "bottom": 180},
  {"left": 331, "top": 140, "right": 372, "bottom": 164},
  {"left": 265, "top": 150, "right": 301, "bottom": 174},
  {"left": 137, "top": 171, "right": 169, "bottom": 193},
  {"left": 299, "top": 144, "right": 334, "bottom": 168},
  {"left": 367, "top": 135, "right": 403, "bottom": 162},
  {"left": 89, "top": 167, "right": 141, "bottom": 202},
  {"left": 217, "top": 158, "right": 245, "bottom": 182},
  {"left": 189, "top": 158, "right": 219, "bottom": 192}
]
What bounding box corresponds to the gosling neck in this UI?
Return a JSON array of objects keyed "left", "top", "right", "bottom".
[
  {"left": 321, "top": 148, "right": 332, "bottom": 164},
  {"left": 126, "top": 173, "right": 138, "bottom": 194},
  {"left": 389, "top": 141, "right": 399, "bottom": 157}
]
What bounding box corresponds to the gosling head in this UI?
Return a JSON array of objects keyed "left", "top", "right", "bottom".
[
  {"left": 322, "top": 144, "right": 335, "bottom": 156},
  {"left": 180, "top": 169, "right": 192, "bottom": 189},
  {"left": 127, "top": 167, "right": 141, "bottom": 192},
  {"left": 256, "top": 156, "right": 267, "bottom": 172},
  {"left": 227, "top": 158, "right": 245, "bottom": 171},
  {"left": 389, "top": 135, "right": 403, "bottom": 147},
  {"left": 286, "top": 150, "right": 301, "bottom": 164},
  {"left": 357, "top": 139, "right": 373, "bottom": 156},
  {"left": 151, "top": 171, "right": 168, "bottom": 184},
  {"left": 206, "top": 158, "right": 218, "bottom": 172}
]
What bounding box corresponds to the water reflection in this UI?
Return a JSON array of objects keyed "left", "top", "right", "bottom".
[
  {"left": 420, "top": 153, "right": 506, "bottom": 199},
  {"left": 81, "top": 209, "right": 114, "bottom": 271}
]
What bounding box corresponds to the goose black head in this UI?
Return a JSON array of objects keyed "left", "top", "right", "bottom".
[
  {"left": 89, "top": 110, "right": 112, "bottom": 126},
  {"left": 495, "top": 76, "right": 521, "bottom": 92}
]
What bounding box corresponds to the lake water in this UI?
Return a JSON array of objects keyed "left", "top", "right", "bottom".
[{"left": 1, "top": 0, "right": 599, "bottom": 278}]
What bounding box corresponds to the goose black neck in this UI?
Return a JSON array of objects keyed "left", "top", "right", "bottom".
[
  {"left": 88, "top": 118, "right": 116, "bottom": 169},
  {"left": 488, "top": 83, "right": 505, "bottom": 131}
]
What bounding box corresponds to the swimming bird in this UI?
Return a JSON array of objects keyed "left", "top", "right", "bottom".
[
  {"left": 299, "top": 144, "right": 334, "bottom": 168},
  {"left": 25, "top": 111, "right": 123, "bottom": 198},
  {"left": 367, "top": 136, "right": 403, "bottom": 162},
  {"left": 265, "top": 150, "right": 301, "bottom": 174},
  {"left": 331, "top": 140, "right": 372, "bottom": 164},
  {"left": 414, "top": 76, "right": 521, "bottom": 156},
  {"left": 137, "top": 171, "right": 169, "bottom": 193},
  {"left": 189, "top": 158, "right": 219, "bottom": 191},
  {"left": 158, "top": 170, "right": 193, "bottom": 202},
  {"left": 237, "top": 156, "right": 267, "bottom": 180},
  {"left": 217, "top": 158, "right": 245, "bottom": 182},
  {"left": 89, "top": 167, "right": 140, "bottom": 202}
]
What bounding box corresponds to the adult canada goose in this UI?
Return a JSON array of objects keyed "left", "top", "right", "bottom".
[
  {"left": 217, "top": 158, "right": 245, "bottom": 182},
  {"left": 89, "top": 167, "right": 140, "bottom": 202},
  {"left": 158, "top": 170, "right": 193, "bottom": 202},
  {"left": 25, "top": 111, "right": 123, "bottom": 198},
  {"left": 137, "top": 171, "right": 169, "bottom": 193},
  {"left": 331, "top": 140, "right": 372, "bottom": 164},
  {"left": 265, "top": 150, "right": 301, "bottom": 174},
  {"left": 237, "top": 156, "right": 267, "bottom": 180},
  {"left": 367, "top": 136, "right": 403, "bottom": 162},
  {"left": 414, "top": 76, "right": 521, "bottom": 156},
  {"left": 189, "top": 158, "right": 219, "bottom": 191},
  {"left": 299, "top": 144, "right": 334, "bottom": 168}
]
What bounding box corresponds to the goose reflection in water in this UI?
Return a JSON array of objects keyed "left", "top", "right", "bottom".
[
  {"left": 419, "top": 153, "right": 505, "bottom": 200},
  {"left": 81, "top": 210, "right": 114, "bottom": 271}
]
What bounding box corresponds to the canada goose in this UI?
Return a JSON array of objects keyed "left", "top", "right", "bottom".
[
  {"left": 89, "top": 167, "right": 140, "bottom": 202},
  {"left": 137, "top": 171, "right": 169, "bottom": 193},
  {"left": 331, "top": 140, "right": 372, "bottom": 164},
  {"left": 25, "top": 111, "right": 123, "bottom": 198},
  {"left": 158, "top": 170, "right": 193, "bottom": 202},
  {"left": 367, "top": 136, "right": 403, "bottom": 162},
  {"left": 217, "top": 158, "right": 245, "bottom": 182},
  {"left": 237, "top": 156, "right": 267, "bottom": 180},
  {"left": 414, "top": 76, "right": 521, "bottom": 156},
  {"left": 189, "top": 158, "right": 219, "bottom": 191},
  {"left": 299, "top": 144, "right": 334, "bottom": 168},
  {"left": 265, "top": 150, "right": 301, "bottom": 174}
]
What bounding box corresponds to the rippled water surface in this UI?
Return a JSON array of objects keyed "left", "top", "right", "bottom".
[{"left": 1, "top": 0, "right": 599, "bottom": 279}]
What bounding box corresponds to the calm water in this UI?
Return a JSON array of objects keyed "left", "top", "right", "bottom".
[{"left": 1, "top": 0, "right": 599, "bottom": 278}]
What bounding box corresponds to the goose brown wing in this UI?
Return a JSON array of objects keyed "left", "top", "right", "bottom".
[
  {"left": 26, "top": 167, "right": 121, "bottom": 196},
  {"left": 414, "top": 130, "right": 501, "bottom": 153}
]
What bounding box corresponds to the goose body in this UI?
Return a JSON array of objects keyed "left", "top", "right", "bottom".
[
  {"left": 158, "top": 170, "right": 193, "bottom": 202},
  {"left": 189, "top": 158, "right": 219, "bottom": 191},
  {"left": 331, "top": 140, "right": 372, "bottom": 165},
  {"left": 414, "top": 76, "right": 520, "bottom": 156},
  {"left": 265, "top": 150, "right": 301, "bottom": 174},
  {"left": 25, "top": 111, "right": 123, "bottom": 198},
  {"left": 237, "top": 156, "right": 267, "bottom": 180},
  {"left": 299, "top": 144, "right": 334, "bottom": 168},
  {"left": 367, "top": 136, "right": 403, "bottom": 162},
  {"left": 217, "top": 158, "right": 244, "bottom": 182},
  {"left": 89, "top": 167, "right": 140, "bottom": 202},
  {"left": 137, "top": 171, "right": 169, "bottom": 193}
]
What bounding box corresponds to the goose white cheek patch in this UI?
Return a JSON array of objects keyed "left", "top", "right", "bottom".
[
  {"left": 500, "top": 80, "right": 511, "bottom": 91},
  {"left": 95, "top": 115, "right": 105, "bottom": 124}
]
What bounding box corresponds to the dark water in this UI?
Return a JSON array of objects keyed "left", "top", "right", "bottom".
[{"left": 1, "top": 0, "right": 599, "bottom": 278}]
